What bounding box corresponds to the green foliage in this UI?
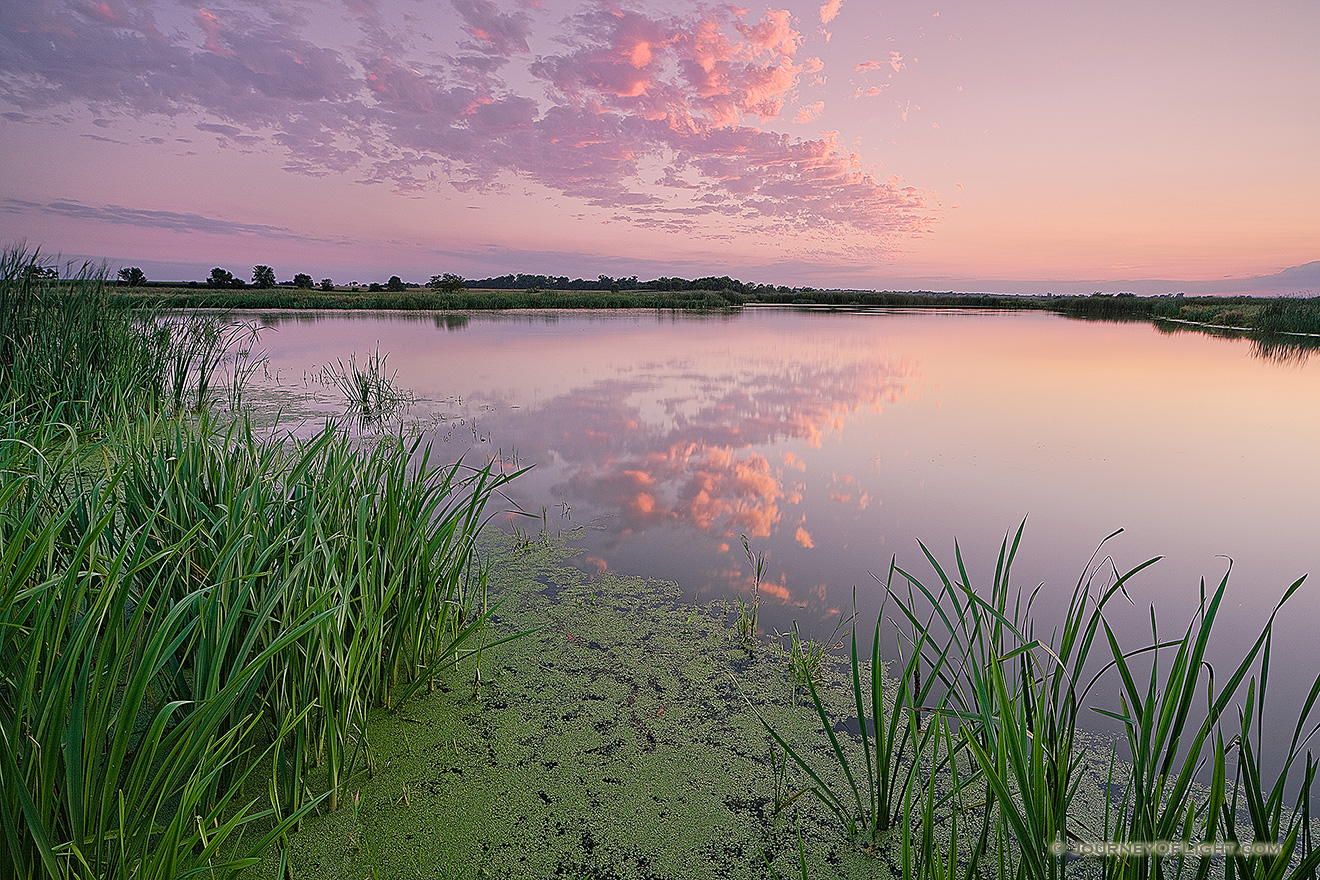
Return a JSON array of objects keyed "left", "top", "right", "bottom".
[
  {"left": 293, "top": 272, "right": 314, "bottom": 289},
  {"left": 386, "top": 275, "right": 407, "bottom": 291},
  {"left": 429, "top": 272, "right": 467, "bottom": 293},
  {"left": 208, "top": 267, "right": 244, "bottom": 289},
  {"left": 735, "top": 535, "right": 765, "bottom": 651},
  {"left": 1257, "top": 296, "right": 1320, "bottom": 334},
  {"left": 320, "top": 278, "right": 335, "bottom": 291},
  {"left": 780, "top": 618, "right": 846, "bottom": 691},
  {"left": 321, "top": 346, "right": 416, "bottom": 429},
  {"left": 0, "top": 244, "right": 529, "bottom": 877},
  {"left": 750, "top": 583, "right": 951, "bottom": 852},
  {"left": 1, "top": 247, "right": 168, "bottom": 426},
  {"left": 115, "top": 286, "right": 745, "bottom": 311},
  {"left": 1, "top": 414, "right": 523, "bottom": 878},
  {"left": 251, "top": 265, "right": 276, "bottom": 288},
  {"left": 116, "top": 266, "right": 146, "bottom": 286}
]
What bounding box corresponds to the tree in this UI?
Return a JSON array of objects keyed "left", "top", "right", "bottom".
[
  {"left": 252, "top": 265, "right": 276, "bottom": 288},
  {"left": 428, "top": 273, "right": 466, "bottom": 293},
  {"left": 209, "top": 267, "right": 236, "bottom": 288},
  {"left": 118, "top": 267, "right": 147, "bottom": 286},
  {"left": 293, "top": 273, "right": 314, "bottom": 289},
  {"left": 386, "top": 275, "right": 407, "bottom": 292},
  {"left": 320, "top": 278, "right": 335, "bottom": 291}
]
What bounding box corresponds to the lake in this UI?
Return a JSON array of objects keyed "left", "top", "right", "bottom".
[{"left": 241, "top": 305, "right": 1320, "bottom": 746}]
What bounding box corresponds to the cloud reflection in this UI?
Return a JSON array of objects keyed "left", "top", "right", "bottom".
[{"left": 505, "top": 356, "right": 910, "bottom": 580}]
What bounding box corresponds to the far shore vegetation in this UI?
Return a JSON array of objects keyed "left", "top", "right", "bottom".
[{"left": 102, "top": 262, "right": 1320, "bottom": 341}]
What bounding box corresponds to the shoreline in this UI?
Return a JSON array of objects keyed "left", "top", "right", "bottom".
[{"left": 108, "top": 286, "right": 1320, "bottom": 350}]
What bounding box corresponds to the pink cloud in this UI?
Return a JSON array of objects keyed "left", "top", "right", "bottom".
[
  {"left": 854, "top": 59, "right": 881, "bottom": 72},
  {"left": 81, "top": 2, "right": 121, "bottom": 24},
  {"left": 793, "top": 100, "right": 823, "bottom": 123},
  {"left": 819, "top": 0, "right": 844, "bottom": 24},
  {"left": 196, "top": 9, "right": 234, "bottom": 57},
  {"left": 736, "top": 8, "right": 799, "bottom": 61},
  {"left": 0, "top": 1, "right": 937, "bottom": 246}
]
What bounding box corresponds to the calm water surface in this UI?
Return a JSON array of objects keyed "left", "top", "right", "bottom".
[{"left": 244, "top": 306, "right": 1320, "bottom": 737}]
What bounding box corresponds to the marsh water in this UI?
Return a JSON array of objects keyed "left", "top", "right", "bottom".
[{"left": 242, "top": 306, "right": 1320, "bottom": 743}]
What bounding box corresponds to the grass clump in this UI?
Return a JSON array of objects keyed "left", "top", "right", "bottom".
[
  {"left": 321, "top": 346, "right": 416, "bottom": 429},
  {"left": 733, "top": 534, "right": 766, "bottom": 651}
]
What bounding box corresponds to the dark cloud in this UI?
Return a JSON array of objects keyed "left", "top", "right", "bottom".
[
  {"left": 2, "top": 197, "right": 339, "bottom": 240},
  {"left": 452, "top": 0, "right": 531, "bottom": 56},
  {"left": 196, "top": 122, "right": 244, "bottom": 137}
]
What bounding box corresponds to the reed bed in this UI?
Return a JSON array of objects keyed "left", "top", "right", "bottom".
[{"left": 1, "top": 247, "right": 522, "bottom": 878}]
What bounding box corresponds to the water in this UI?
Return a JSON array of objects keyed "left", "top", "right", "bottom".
[{"left": 241, "top": 305, "right": 1320, "bottom": 757}]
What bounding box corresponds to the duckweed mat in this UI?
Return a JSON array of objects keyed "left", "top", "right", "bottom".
[{"left": 248, "top": 531, "right": 1127, "bottom": 879}]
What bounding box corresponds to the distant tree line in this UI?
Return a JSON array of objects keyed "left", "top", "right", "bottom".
[
  {"left": 464, "top": 273, "right": 804, "bottom": 297},
  {"left": 185, "top": 267, "right": 825, "bottom": 299}
]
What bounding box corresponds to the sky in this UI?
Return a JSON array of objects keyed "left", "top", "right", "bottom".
[{"left": 1, "top": 0, "right": 1317, "bottom": 293}]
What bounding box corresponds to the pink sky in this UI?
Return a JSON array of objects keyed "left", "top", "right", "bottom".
[{"left": 1, "top": 1, "right": 1317, "bottom": 292}]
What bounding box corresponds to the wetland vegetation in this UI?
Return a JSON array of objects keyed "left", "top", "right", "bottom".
[
  {"left": 1, "top": 247, "right": 520, "bottom": 877},
  {"left": 109, "top": 269, "right": 1320, "bottom": 355},
  {"left": 5, "top": 245, "right": 1320, "bottom": 878}
]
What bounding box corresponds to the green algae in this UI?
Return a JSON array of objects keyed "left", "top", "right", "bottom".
[
  {"left": 247, "top": 531, "right": 914, "bottom": 879},
  {"left": 246, "top": 531, "right": 1159, "bottom": 880}
]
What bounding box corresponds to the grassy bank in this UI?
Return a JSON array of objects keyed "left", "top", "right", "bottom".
[{"left": 0, "top": 248, "right": 518, "bottom": 878}]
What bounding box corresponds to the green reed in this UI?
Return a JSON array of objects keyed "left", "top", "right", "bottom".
[
  {"left": 322, "top": 346, "right": 415, "bottom": 430},
  {"left": 1, "top": 246, "right": 166, "bottom": 426},
  {"left": 735, "top": 534, "right": 765, "bottom": 651},
  {"left": 2, "top": 413, "right": 523, "bottom": 878},
  {"left": 760, "top": 522, "right": 1320, "bottom": 880},
  {"left": 751, "top": 583, "right": 953, "bottom": 850},
  {"left": 0, "top": 245, "right": 263, "bottom": 428}
]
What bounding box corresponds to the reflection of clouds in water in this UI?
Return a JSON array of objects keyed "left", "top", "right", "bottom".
[
  {"left": 533, "top": 357, "right": 911, "bottom": 555},
  {"left": 826, "top": 472, "right": 872, "bottom": 510}
]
